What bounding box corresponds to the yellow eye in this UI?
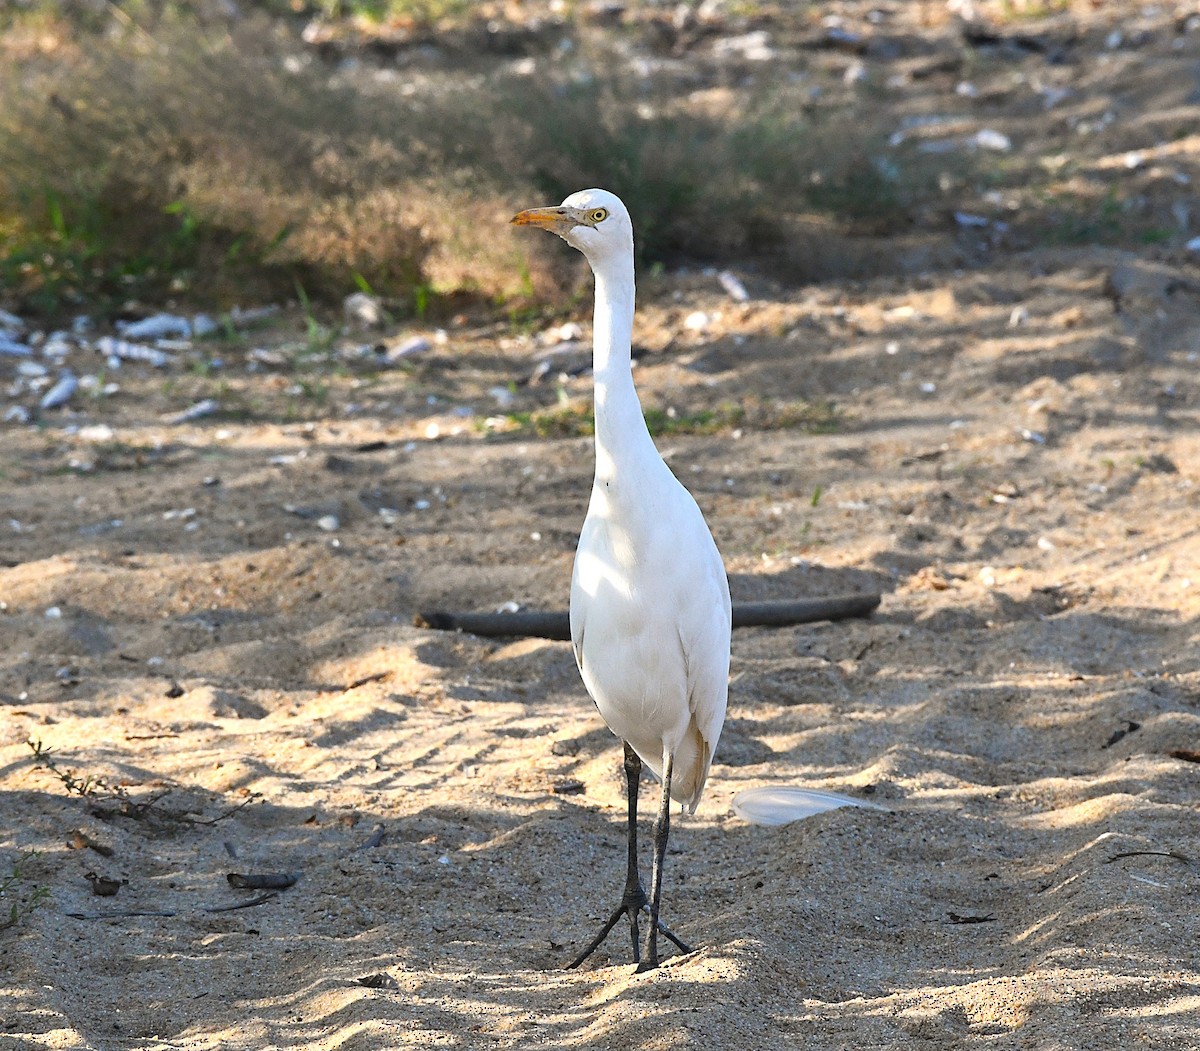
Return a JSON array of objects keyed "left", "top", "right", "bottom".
[{"left": 589, "top": 208, "right": 608, "bottom": 223}]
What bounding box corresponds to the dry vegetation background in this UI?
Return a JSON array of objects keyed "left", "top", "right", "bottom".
[
  {"left": 2, "top": 1, "right": 1200, "bottom": 1049},
  {"left": 2, "top": 0, "right": 1196, "bottom": 315}
]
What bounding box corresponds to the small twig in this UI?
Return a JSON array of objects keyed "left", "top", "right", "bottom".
[
  {"left": 65, "top": 908, "right": 178, "bottom": 919},
  {"left": 87, "top": 790, "right": 174, "bottom": 825},
  {"left": 415, "top": 595, "right": 881, "bottom": 641},
  {"left": 67, "top": 891, "right": 284, "bottom": 920},
  {"left": 203, "top": 892, "right": 278, "bottom": 913},
  {"left": 345, "top": 672, "right": 390, "bottom": 691},
  {"left": 188, "top": 795, "right": 259, "bottom": 827},
  {"left": 1105, "top": 850, "right": 1191, "bottom": 865},
  {"left": 947, "top": 912, "right": 996, "bottom": 924}
]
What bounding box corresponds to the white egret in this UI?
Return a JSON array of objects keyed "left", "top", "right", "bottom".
[{"left": 512, "top": 189, "right": 731, "bottom": 972}]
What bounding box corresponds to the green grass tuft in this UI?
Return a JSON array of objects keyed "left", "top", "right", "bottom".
[{"left": 500, "top": 397, "right": 839, "bottom": 440}]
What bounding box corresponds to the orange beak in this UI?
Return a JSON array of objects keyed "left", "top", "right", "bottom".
[{"left": 511, "top": 206, "right": 572, "bottom": 231}]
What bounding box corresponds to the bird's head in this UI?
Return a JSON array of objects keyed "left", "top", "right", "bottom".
[{"left": 510, "top": 188, "right": 633, "bottom": 264}]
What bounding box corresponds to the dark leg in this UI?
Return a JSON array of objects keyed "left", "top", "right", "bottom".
[
  {"left": 622, "top": 744, "right": 643, "bottom": 959},
  {"left": 566, "top": 743, "right": 693, "bottom": 970},
  {"left": 636, "top": 751, "right": 674, "bottom": 973},
  {"left": 567, "top": 743, "right": 646, "bottom": 968}
]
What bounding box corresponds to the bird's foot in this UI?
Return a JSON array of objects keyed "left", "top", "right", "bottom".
[
  {"left": 566, "top": 884, "right": 693, "bottom": 970},
  {"left": 633, "top": 918, "right": 693, "bottom": 973}
]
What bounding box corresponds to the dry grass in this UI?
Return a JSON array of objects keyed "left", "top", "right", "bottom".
[
  {"left": 0, "top": 5, "right": 967, "bottom": 317},
  {"left": 0, "top": 15, "right": 446, "bottom": 311}
]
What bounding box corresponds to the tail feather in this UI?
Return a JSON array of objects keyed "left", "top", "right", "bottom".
[
  {"left": 629, "top": 719, "right": 716, "bottom": 813},
  {"left": 671, "top": 720, "right": 713, "bottom": 813}
]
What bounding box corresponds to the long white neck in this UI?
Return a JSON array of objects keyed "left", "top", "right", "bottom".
[{"left": 590, "top": 251, "right": 657, "bottom": 481}]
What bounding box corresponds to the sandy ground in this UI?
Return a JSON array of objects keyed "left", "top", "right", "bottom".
[{"left": 4, "top": 3, "right": 1200, "bottom": 1049}]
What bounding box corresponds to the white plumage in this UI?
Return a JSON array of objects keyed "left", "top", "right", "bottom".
[{"left": 512, "top": 189, "right": 731, "bottom": 970}]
